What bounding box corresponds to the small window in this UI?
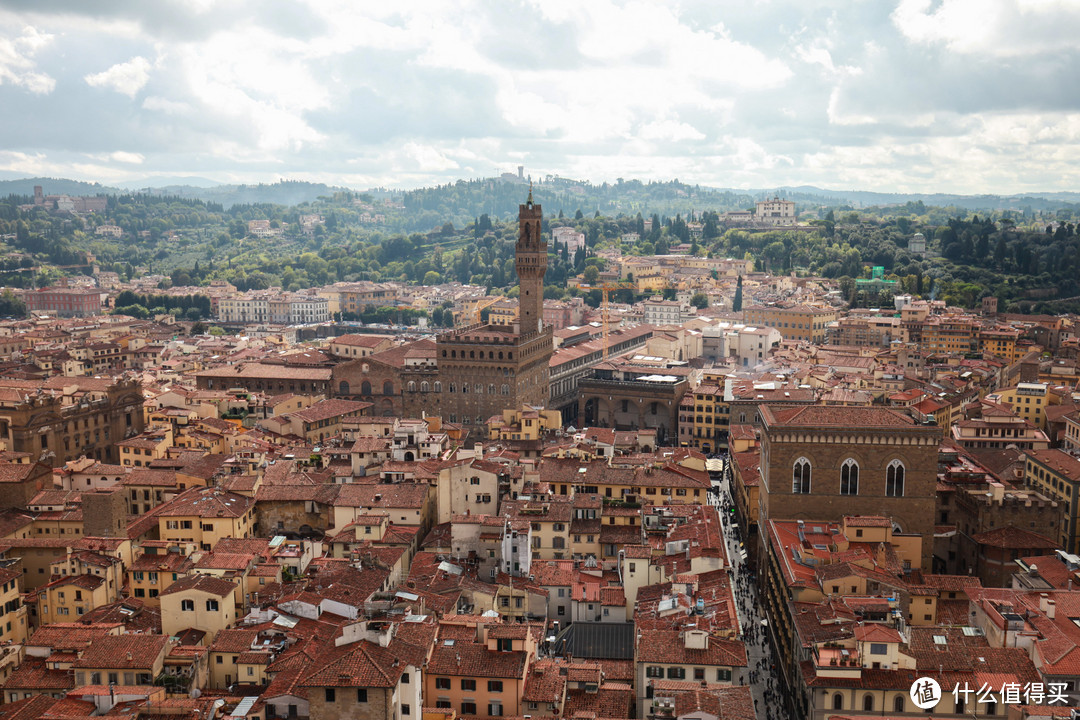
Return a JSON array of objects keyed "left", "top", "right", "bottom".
[{"left": 325, "top": 688, "right": 336, "bottom": 703}]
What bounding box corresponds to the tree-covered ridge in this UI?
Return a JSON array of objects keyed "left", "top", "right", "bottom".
[{"left": 0, "top": 179, "right": 1079, "bottom": 316}]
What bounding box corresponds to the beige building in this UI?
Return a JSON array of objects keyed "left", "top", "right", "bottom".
[
  {"left": 71, "top": 634, "right": 170, "bottom": 687},
  {"left": 435, "top": 458, "right": 502, "bottom": 523},
  {"left": 0, "top": 567, "right": 28, "bottom": 644},
  {"left": 634, "top": 629, "right": 747, "bottom": 716},
  {"left": 159, "top": 574, "right": 237, "bottom": 645},
  {"left": 742, "top": 304, "right": 839, "bottom": 344},
  {"left": 156, "top": 487, "right": 256, "bottom": 551},
  {"left": 35, "top": 574, "right": 112, "bottom": 627}
]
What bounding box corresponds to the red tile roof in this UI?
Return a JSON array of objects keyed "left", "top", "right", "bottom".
[{"left": 71, "top": 634, "right": 169, "bottom": 669}]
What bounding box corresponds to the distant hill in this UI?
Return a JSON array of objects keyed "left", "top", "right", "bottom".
[
  {"left": 134, "top": 180, "right": 349, "bottom": 208},
  {"left": 117, "top": 175, "right": 222, "bottom": 190},
  {"left": 764, "top": 185, "right": 1080, "bottom": 212},
  {"left": 3, "top": 174, "right": 1080, "bottom": 216},
  {"left": 0, "top": 177, "right": 348, "bottom": 209},
  {"left": 0, "top": 177, "right": 121, "bottom": 198}
]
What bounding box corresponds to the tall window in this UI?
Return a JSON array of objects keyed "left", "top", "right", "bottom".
[
  {"left": 885, "top": 460, "right": 905, "bottom": 497},
  {"left": 840, "top": 459, "right": 859, "bottom": 495},
  {"left": 792, "top": 458, "right": 811, "bottom": 494}
]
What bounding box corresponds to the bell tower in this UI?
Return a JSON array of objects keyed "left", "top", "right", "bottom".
[{"left": 515, "top": 186, "right": 546, "bottom": 336}]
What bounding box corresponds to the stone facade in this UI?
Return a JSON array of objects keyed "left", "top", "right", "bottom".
[
  {"left": 432, "top": 195, "right": 553, "bottom": 432},
  {"left": 935, "top": 483, "right": 1062, "bottom": 581},
  {"left": 757, "top": 405, "right": 941, "bottom": 571},
  {"left": 82, "top": 487, "right": 128, "bottom": 537},
  {"left": 0, "top": 378, "right": 145, "bottom": 466}
]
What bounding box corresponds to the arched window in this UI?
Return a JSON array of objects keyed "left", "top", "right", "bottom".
[
  {"left": 421, "top": 381, "right": 430, "bottom": 392},
  {"left": 383, "top": 381, "right": 393, "bottom": 395},
  {"left": 407, "top": 381, "right": 416, "bottom": 392},
  {"left": 840, "top": 458, "right": 859, "bottom": 495},
  {"left": 488, "top": 384, "right": 496, "bottom": 395},
  {"left": 862, "top": 694, "right": 873, "bottom": 712},
  {"left": 886, "top": 460, "right": 905, "bottom": 497},
  {"left": 893, "top": 696, "right": 904, "bottom": 713},
  {"left": 448, "top": 383, "right": 456, "bottom": 393},
  {"left": 501, "top": 384, "right": 509, "bottom": 395},
  {"left": 360, "top": 380, "right": 372, "bottom": 396},
  {"left": 339, "top": 381, "right": 350, "bottom": 395},
  {"left": 462, "top": 384, "right": 469, "bottom": 394},
  {"left": 792, "top": 457, "right": 811, "bottom": 494},
  {"left": 475, "top": 384, "right": 483, "bottom": 394},
  {"left": 833, "top": 694, "right": 844, "bottom": 710},
  {"left": 434, "top": 382, "right": 442, "bottom": 393}
]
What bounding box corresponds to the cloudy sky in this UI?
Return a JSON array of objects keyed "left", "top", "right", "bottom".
[{"left": 1, "top": 0, "right": 1078, "bottom": 194}]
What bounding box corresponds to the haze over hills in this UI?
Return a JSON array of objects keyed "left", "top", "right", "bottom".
[{"left": 2, "top": 175, "right": 1080, "bottom": 216}]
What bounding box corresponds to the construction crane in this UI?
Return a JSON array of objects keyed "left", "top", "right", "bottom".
[{"left": 600, "top": 282, "right": 637, "bottom": 359}]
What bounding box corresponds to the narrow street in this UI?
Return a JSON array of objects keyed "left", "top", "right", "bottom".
[{"left": 711, "top": 457, "right": 788, "bottom": 719}]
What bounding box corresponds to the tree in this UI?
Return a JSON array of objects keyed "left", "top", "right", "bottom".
[
  {"left": 582, "top": 265, "right": 600, "bottom": 284},
  {"left": 824, "top": 210, "right": 836, "bottom": 238},
  {"left": 732, "top": 276, "right": 743, "bottom": 313},
  {"left": 191, "top": 321, "right": 207, "bottom": 335},
  {"left": 423, "top": 271, "right": 442, "bottom": 285},
  {"left": 690, "top": 292, "right": 708, "bottom": 309}
]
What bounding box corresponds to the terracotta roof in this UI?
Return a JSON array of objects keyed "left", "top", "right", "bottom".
[
  {"left": 972, "top": 525, "right": 1059, "bottom": 549},
  {"left": 154, "top": 486, "right": 254, "bottom": 518},
  {"left": 159, "top": 574, "right": 236, "bottom": 598},
  {"left": 761, "top": 405, "right": 917, "bottom": 428},
  {"left": 71, "top": 634, "right": 169, "bottom": 669},
  {"left": 636, "top": 630, "right": 747, "bottom": 668}
]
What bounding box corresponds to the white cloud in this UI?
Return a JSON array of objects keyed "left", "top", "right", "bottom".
[
  {"left": 109, "top": 151, "right": 144, "bottom": 164},
  {"left": 892, "top": 0, "right": 1080, "bottom": 57},
  {"left": 638, "top": 119, "right": 706, "bottom": 142},
  {"left": 2, "top": 1, "right": 1080, "bottom": 194},
  {"left": 141, "top": 96, "right": 192, "bottom": 115},
  {"left": 0, "top": 25, "right": 55, "bottom": 94},
  {"left": 84, "top": 56, "right": 152, "bottom": 97}
]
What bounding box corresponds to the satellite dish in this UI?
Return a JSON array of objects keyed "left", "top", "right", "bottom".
[{"left": 190, "top": 687, "right": 201, "bottom": 698}]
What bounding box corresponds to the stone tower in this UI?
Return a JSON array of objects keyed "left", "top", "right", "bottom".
[{"left": 515, "top": 189, "right": 546, "bottom": 336}]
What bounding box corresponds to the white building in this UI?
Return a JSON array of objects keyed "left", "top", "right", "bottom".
[
  {"left": 754, "top": 196, "right": 796, "bottom": 226},
  {"left": 642, "top": 297, "right": 695, "bottom": 326},
  {"left": 552, "top": 226, "right": 586, "bottom": 253},
  {"left": 701, "top": 322, "right": 782, "bottom": 368}
]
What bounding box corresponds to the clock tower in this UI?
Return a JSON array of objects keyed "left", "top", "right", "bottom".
[
  {"left": 426, "top": 187, "right": 553, "bottom": 433},
  {"left": 515, "top": 187, "right": 546, "bottom": 336}
]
